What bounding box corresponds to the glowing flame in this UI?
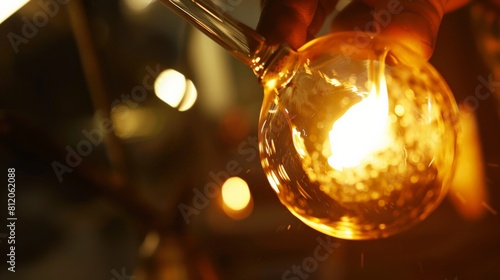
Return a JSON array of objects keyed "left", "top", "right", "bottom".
[{"left": 327, "top": 74, "right": 390, "bottom": 170}]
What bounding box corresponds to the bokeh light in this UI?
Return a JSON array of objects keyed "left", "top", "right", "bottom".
[
  {"left": 221, "top": 177, "right": 253, "bottom": 220},
  {"left": 154, "top": 69, "right": 197, "bottom": 111},
  {"left": 111, "top": 106, "right": 163, "bottom": 139},
  {"left": 221, "top": 177, "right": 251, "bottom": 211}
]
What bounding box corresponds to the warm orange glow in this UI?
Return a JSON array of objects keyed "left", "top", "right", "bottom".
[
  {"left": 450, "top": 109, "right": 488, "bottom": 220},
  {"left": 327, "top": 75, "right": 390, "bottom": 170},
  {"left": 139, "top": 231, "right": 160, "bottom": 258},
  {"left": 259, "top": 33, "right": 460, "bottom": 240}
]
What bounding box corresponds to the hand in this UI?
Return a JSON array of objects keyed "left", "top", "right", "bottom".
[{"left": 257, "top": 0, "right": 470, "bottom": 59}]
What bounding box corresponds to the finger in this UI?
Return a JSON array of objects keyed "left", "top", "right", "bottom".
[
  {"left": 257, "top": 0, "right": 319, "bottom": 49},
  {"left": 307, "top": 0, "right": 340, "bottom": 41},
  {"left": 257, "top": 0, "right": 338, "bottom": 49},
  {"left": 374, "top": 0, "right": 448, "bottom": 59},
  {"left": 331, "top": 0, "right": 469, "bottom": 59},
  {"left": 378, "top": 0, "right": 471, "bottom": 58},
  {"left": 330, "top": 1, "right": 374, "bottom": 33}
]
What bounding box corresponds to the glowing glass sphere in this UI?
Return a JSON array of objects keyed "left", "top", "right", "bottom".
[{"left": 259, "top": 32, "right": 459, "bottom": 240}]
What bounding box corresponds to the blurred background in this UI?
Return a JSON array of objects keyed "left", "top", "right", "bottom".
[{"left": 0, "top": 0, "right": 499, "bottom": 279}]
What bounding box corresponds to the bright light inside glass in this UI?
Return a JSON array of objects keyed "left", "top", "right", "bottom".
[
  {"left": 155, "top": 69, "right": 197, "bottom": 111},
  {"left": 0, "top": 0, "right": 29, "bottom": 24},
  {"left": 328, "top": 75, "right": 390, "bottom": 170},
  {"left": 123, "top": 0, "right": 154, "bottom": 12},
  {"left": 221, "top": 177, "right": 251, "bottom": 211}
]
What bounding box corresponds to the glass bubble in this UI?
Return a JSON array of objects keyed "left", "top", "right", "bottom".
[{"left": 259, "top": 32, "right": 459, "bottom": 240}]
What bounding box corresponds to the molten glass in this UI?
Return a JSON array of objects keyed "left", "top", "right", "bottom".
[{"left": 259, "top": 33, "right": 459, "bottom": 240}]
